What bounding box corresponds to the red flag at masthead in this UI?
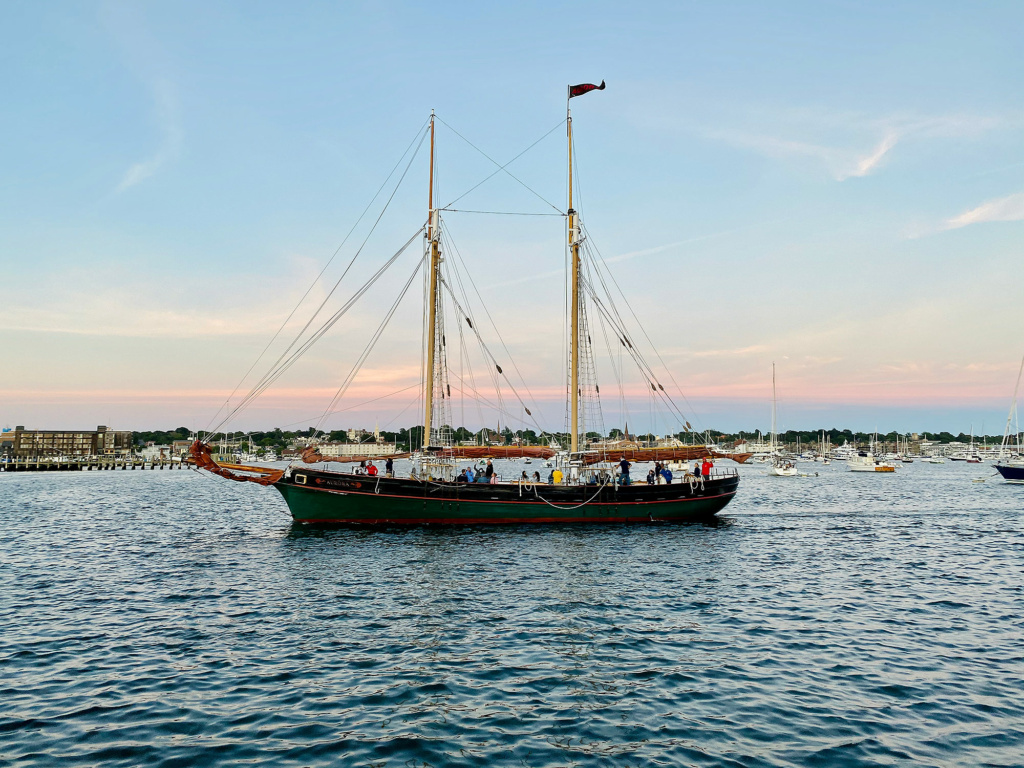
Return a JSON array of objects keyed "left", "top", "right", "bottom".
[{"left": 568, "top": 80, "right": 606, "bottom": 99}]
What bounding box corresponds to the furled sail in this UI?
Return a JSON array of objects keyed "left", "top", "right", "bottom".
[
  {"left": 580, "top": 447, "right": 753, "bottom": 465},
  {"left": 301, "top": 447, "right": 412, "bottom": 464},
  {"left": 440, "top": 446, "right": 557, "bottom": 460}
]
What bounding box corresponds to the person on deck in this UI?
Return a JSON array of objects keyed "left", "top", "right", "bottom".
[
  {"left": 485, "top": 460, "right": 495, "bottom": 484},
  {"left": 552, "top": 468, "right": 563, "bottom": 484},
  {"left": 533, "top": 471, "right": 541, "bottom": 483},
  {"left": 701, "top": 458, "right": 713, "bottom": 477},
  {"left": 385, "top": 457, "right": 394, "bottom": 477},
  {"left": 366, "top": 463, "right": 378, "bottom": 477},
  {"left": 466, "top": 466, "right": 475, "bottom": 483},
  {"left": 456, "top": 469, "right": 468, "bottom": 483},
  {"left": 547, "top": 469, "right": 554, "bottom": 484},
  {"left": 660, "top": 467, "right": 673, "bottom": 484},
  {"left": 520, "top": 471, "right": 529, "bottom": 482},
  {"left": 646, "top": 469, "right": 656, "bottom": 485},
  {"left": 619, "top": 457, "right": 631, "bottom": 485},
  {"left": 654, "top": 461, "right": 663, "bottom": 483},
  {"left": 693, "top": 461, "right": 702, "bottom": 479}
]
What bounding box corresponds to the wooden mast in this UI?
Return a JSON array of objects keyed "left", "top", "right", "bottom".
[
  {"left": 568, "top": 107, "right": 580, "bottom": 454},
  {"left": 424, "top": 110, "right": 439, "bottom": 449}
]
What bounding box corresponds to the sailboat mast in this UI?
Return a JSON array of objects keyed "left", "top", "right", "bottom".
[
  {"left": 771, "top": 362, "right": 777, "bottom": 452},
  {"left": 423, "top": 111, "right": 440, "bottom": 448},
  {"left": 1001, "top": 354, "right": 1024, "bottom": 454},
  {"left": 568, "top": 109, "right": 580, "bottom": 454}
]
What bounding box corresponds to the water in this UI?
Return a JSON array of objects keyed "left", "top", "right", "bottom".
[{"left": 2, "top": 461, "right": 1022, "bottom": 767}]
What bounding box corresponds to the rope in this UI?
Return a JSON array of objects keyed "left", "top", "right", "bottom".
[
  {"left": 208, "top": 128, "right": 429, "bottom": 438},
  {"left": 530, "top": 474, "right": 611, "bottom": 511},
  {"left": 205, "top": 120, "right": 430, "bottom": 434},
  {"left": 439, "top": 116, "right": 566, "bottom": 212},
  {"left": 210, "top": 226, "right": 424, "bottom": 435},
  {"left": 440, "top": 208, "right": 564, "bottom": 217}
]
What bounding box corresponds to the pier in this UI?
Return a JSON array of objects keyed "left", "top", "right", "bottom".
[{"left": 0, "top": 458, "right": 190, "bottom": 473}]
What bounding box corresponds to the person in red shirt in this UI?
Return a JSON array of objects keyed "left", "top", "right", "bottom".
[
  {"left": 701, "top": 458, "right": 713, "bottom": 477},
  {"left": 366, "top": 463, "right": 378, "bottom": 476}
]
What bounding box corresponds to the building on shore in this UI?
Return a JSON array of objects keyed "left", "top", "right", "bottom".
[
  {"left": 319, "top": 442, "right": 398, "bottom": 458},
  {"left": 3, "top": 426, "right": 133, "bottom": 459}
]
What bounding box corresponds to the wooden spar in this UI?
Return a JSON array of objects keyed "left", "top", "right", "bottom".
[
  {"left": 568, "top": 109, "right": 579, "bottom": 454},
  {"left": 424, "top": 111, "right": 439, "bottom": 448}
]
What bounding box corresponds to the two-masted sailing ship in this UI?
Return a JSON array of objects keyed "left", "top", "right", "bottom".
[{"left": 191, "top": 84, "right": 744, "bottom": 523}]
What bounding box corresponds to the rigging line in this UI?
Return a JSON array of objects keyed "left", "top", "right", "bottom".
[
  {"left": 579, "top": 272, "right": 687, "bottom": 427},
  {"left": 204, "top": 119, "right": 430, "bottom": 434},
  {"left": 435, "top": 115, "right": 564, "bottom": 214},
  {"left": 210, "top": 228, "right": 424, "bottom": 435},
  {"left": 212, "top": 228, "right": 423, "bottom": 436},
  {"left": 445, "top": 371, "right": 539, "bottom": 429},
  {"left": 579, "top": 228, "right": 697, "bottom": 429},
  {"left": 439, "top": 220, "right": 542, "bottom": 410},
  {"left": 251, "top": 384, "right": 422, "bottom": 434},
  {"left": 381, "top": 396, "right": 420, "bottom": 432},
  {"left": 583, "top": 284, "right": 687, "bottom": 431},
  {"left": 441, "top": 117, "right": 566, "bottom": 209},
  {"left": 313, "top": 254, "right": 425, "bottom": 435},
  {"left": 437, "top": 275, "right": 545, "bottom": 434},
  {"left": 439, "top": 208, "right": 564, "bottom": 216},
  {"left": 210, "top": 131, "right": 430, "bottom": 439}
]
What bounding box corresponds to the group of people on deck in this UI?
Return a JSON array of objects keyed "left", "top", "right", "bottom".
[
  {"left": 456, "top": 459, "right": 497, "bottom": 484},
  {"left": 619, "top": 456, "right": 713, "bottom": 485},
  {"left": 353, "top": 457, "right": 394, "bottom": 477},
  {"left": 368, "top": 455, "right": 715, "bottom": 485}
]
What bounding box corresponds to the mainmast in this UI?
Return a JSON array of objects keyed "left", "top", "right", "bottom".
[
  {"left": 423, "top": 110, "right": 440, "bottom": 449},
  {"left": 568, "top": 108, "right": 580, "bottom": 454}
]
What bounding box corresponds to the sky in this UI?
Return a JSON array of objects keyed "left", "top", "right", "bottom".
[{"left": 2, "top": 1, "right": 1023, "bottom": 437}]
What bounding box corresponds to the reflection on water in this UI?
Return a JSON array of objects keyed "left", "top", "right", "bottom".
[{"left": 1, "top": 462, "right": 1022, "bottom": 767}]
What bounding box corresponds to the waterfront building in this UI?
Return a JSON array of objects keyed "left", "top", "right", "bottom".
[
  {"left": 5, "top": 426, "right": 133, "bottom": 459},
  {"left": 319, "top": 442, "right": 398, "bottom": 458}
]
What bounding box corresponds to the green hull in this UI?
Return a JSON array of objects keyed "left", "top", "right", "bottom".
[{"left": 275, "top": 469, "right": 739, "bottom": 524}]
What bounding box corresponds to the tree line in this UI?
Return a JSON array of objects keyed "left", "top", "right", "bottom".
[{"left": 132, "top": 425, "right": 1009, "bottom": 453}]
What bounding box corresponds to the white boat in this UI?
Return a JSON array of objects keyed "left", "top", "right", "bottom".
[
  {"left": 921, "top": 455, "right": 945, "bottom": 464},
  {"left": 767, "top": 363, "right": 798, "bottom": 477},
  {"left": 848, "top": 449, "right": 896, "bottom": 473}
]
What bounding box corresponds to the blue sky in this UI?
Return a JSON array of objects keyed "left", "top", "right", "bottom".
[{"left": 2, "top": 1, "right": 1023, "bottom": 435}]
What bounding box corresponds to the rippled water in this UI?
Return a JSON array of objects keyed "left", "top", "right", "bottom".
[{"left": 2, "top": 461, "right": 1023, "bottom": 767}]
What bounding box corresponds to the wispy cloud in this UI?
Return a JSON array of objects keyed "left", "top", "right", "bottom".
[
  {"left": 642, "top": 97, "right": 1005, "bottom": 182},
  {"left": 944, "top": 191, "right": 1024, "bottom": 230},
  {"left": 116, "top": 78, "right": 182, "bottom": 192}
]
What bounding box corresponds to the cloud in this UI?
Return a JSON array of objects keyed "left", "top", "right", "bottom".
[
  {"left": 847, "top": 132, "right": 899, "bottom": 179},
  {"left": 690, "top": 345, "right": 767, "bottom": 358},
  {"left": 116, "top": 78, "right": 182, "bottom": 192},
  {"left": 944, "top": 191, "right": 1024, "bottom": 231},
  {"left": 643, "top": 98, "right": 1005, "bottom": 182}
]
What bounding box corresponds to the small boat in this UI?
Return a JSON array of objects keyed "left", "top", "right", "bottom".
[{"left": 921, "top": 456, "right": 945, "bottom": 464}]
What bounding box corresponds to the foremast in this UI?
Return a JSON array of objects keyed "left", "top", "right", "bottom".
[
  {"left": 424, "top": 110, "right": 441, "bottom": 449},
  {"left": 568, "top": 108, "right": 581, "bottom": 454}
]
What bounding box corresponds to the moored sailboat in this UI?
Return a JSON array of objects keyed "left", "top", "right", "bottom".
[
  {"left": 767, "top": 363, "right": 797, "bottom": 477},
  {"left": 995, "top": 353, "right": 1024, "bottom": 484},
  {"left": 190, "top": 86, "right": 741, "bottom": 523}
]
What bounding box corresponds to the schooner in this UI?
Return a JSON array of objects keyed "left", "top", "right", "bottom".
[{"left": 191, "top": 84, "right": 743, "bottom": 523}]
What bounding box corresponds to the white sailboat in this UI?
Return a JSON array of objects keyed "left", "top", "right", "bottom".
[{"left": 768, "top": 363, "right": 797, "bottom": 477}]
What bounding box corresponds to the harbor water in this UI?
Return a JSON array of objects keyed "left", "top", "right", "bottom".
[{"left": 2, "top": 461, "right": 1022, "bottom": 767}]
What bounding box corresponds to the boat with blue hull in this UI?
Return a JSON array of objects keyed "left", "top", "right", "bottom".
[{"left": 994, "top": 353, "right": 1024, "bottom": 484}]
